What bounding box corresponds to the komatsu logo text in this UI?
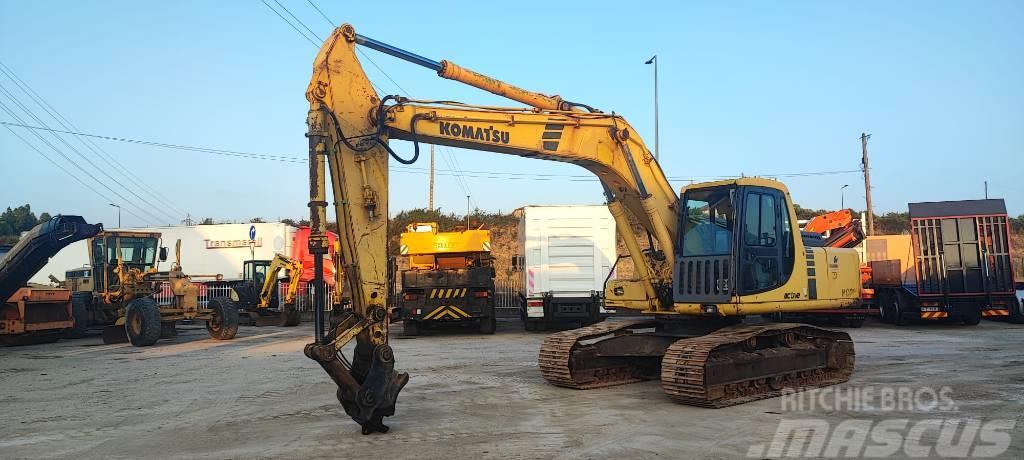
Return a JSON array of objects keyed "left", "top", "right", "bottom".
[{"left": 439, "top": 121, "right": 511, "bottom": 144}]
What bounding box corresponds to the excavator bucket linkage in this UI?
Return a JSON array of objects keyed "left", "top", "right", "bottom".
[{"left": 304, "top": 307, "right": 409, "bottom": 434}]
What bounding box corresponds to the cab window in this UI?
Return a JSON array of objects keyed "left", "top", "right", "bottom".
[
  {"left": 743, "top": 193, "right": 777, "bottom": 247},
  {"left": 680, "top": 187, "right": 734, "bottom": 257}
]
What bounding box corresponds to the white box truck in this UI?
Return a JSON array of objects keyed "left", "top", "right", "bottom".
[{"left": 514, "top": 205, "right": 616, "bottom": 330}]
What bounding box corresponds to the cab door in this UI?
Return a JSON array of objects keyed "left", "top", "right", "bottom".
[
  {"left": 674, "top": 186, "right": 736, "bottom": 304},
  {"left": 738, "top": 187, "right": 789, "bottom": 296}
]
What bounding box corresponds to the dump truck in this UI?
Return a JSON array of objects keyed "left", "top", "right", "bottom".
[
  {"left": 398, "top": 223, "right": 496, "bottom": 335},
  {"left": 867, "top": 199, "right": 1021, "bottom": 325},
  {"left": 0, "top": 216, "right": 101, "bottom": 345},
  {"left": 67, "top": 230, "right": 239, "bottom": 345},
  {"left": 514, "top": 205, "right": 617, "bottom": 330}
]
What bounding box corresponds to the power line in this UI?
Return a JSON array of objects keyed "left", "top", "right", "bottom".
[
  {"left": 272, "top": 0, "right": 321, "bottom": 41},
  {"left": 0, "top": 83, "right": 175, "bottom": 224},
  {"left": 0, "top": 100, "right": 158, "bottom": 226},
  {"left": 260, "top": 0, "right": 318, "bottom": 47},
  {"left": 2, "top": 123, "right": 153, "bottom": 224},
  {"left": 305, "top": 0, "right": 334, "bottom": 26},
  {"left": 3, "top": 119, "right": 863, "bottom": 182},
  {"left": 1, "top": 121, "right": 306, "bottom": 163},
  {"left": 0, "top": 60, "right": 190, "bottom": 219}
]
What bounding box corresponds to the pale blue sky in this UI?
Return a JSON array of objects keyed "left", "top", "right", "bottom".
[{"left": 1, "top": 0, "right": 1021, "bottom": 228}]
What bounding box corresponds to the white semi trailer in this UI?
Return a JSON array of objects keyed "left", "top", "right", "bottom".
[
  {"left": 32, "top": 222, "right": 296, "bottom": 284},
  {"left": 515, "top": 205, "right": 617, "bottom": 330}
]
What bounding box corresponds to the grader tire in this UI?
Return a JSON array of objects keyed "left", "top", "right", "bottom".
[
  {"left": 125, "top": 297, "right": 162, "bottom": 347},
  {"left": 207, "top": 297, "right": 239, "bottom": 340}
]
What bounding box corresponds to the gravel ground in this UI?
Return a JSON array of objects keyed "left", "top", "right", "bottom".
[{"left": 1, "top": 318, "right": 1022, "bottom": 459}]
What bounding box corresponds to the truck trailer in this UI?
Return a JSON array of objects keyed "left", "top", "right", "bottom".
[
  {"left": 514, "top": 205, "right": 616, "bottom": 331},
  {"left": 870, "top": 199, "right": 1021, "bottom": 325}
]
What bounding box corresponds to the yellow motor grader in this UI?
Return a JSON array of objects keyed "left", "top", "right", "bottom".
[{"left": 68, "top": 231, "right": 238, "bottom": 346}]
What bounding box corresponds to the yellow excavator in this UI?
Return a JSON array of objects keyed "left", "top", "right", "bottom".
[
  {"left": 232, "top": 254, "right": 304, "bottom": 327},
  {"left": 302, "top": 24, "right": 859, "bottom": 434}
]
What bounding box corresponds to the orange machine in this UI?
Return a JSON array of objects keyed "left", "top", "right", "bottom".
[
  {"left": 2, "top": 286, "right": 74, "bottom": 345},
  {"left": 804, "top": 209, "right": 865, "bottom": 249}
]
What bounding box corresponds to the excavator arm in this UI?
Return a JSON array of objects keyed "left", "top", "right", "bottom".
[
  {"left": 302, "top": 24, "right": 677, "bottom": 434},
  {"left": 256, "top": 254, "right": 303, "bottom": 309}
]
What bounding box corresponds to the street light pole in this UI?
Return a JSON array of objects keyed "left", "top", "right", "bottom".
[
  {"left": 645, "top": 55, "right": 659, "bottom": 161},
  {"left": 108, "top": 203, "right": 121, "bottom": 228},
  {"left": 841, "top": 184, "right": 849, "bottom": 210}
]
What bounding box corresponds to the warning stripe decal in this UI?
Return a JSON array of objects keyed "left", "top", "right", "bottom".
[
  {"left": 429, "top": 288, "right": 470, "bottom": 299},
  {"left": 422, "top": 305, "right": 472, "bottom": 321}
]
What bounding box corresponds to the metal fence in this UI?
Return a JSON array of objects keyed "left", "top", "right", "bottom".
[
  {"left": 494, "top": 275, "right": 522, "bottom": 318},
  {"left": 277, "top": 281, "right": 336, "bottom": 312},
  {"left": 152, "top": 282, "right": 233, "bottom": 308}
]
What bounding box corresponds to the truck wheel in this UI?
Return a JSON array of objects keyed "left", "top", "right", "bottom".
[
  {"left": 883, "top": 291, "right": 910, "bottom": 326},
  {"left": 403, "top": 320, "right": 420, "bottom": 336},
  {"left": 66, "top": 292, "right": 92, "bottom": 339},
  {"left": 878, "top": 291, "right": 896, "bottom": 324},
  {"left": 961, "top": 306, "right": 982, "bottom": 326},
  {"left": 206, "top": 297, "right": 239, "bottom": 340},
  {"left": 1010, "top": 298, "right": 1024, "bottom": 324},
  {"left": 125, "top": 297, "right": 162, "bottom": 346},
  {"left": 524, "top": 320, "right": 537, "bottom": 332},
  {"left": 480, "top": 315, "right": 496, "bottom": 335}
]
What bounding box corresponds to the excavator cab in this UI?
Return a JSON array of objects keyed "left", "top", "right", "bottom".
[{"left": 674, "top": 182, "right": 797, "bottom": 305}]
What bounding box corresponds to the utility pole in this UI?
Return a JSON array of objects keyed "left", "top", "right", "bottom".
[
  {"left": 984, "top": 181, "right": 988, "bottom": 199},
  {"left": 645, "top": 55, "right": 659, "bottom": 161},
  {"left": 428, "top": 144, "right": 435, "bottom": 211},
  {"left": 860, "top": 133, "right": 875, "bottom": 236},
  {"left": 465, "top": 195, "right": 471, "bottom": 229}
]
